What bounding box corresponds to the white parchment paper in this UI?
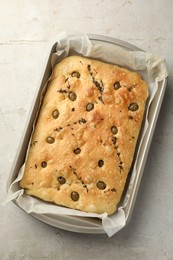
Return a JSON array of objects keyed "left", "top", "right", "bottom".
[{"left": 5, "top": 32, "right": 168, "bottom": 237}]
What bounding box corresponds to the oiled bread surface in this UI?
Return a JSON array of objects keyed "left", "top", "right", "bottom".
[{"left": 20, "top": 56, "right": 148, "bottom": 215}]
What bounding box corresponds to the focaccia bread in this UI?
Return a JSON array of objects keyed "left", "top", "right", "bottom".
[{"left": 20, "top": 56, "right": 148, "bottom": 215}]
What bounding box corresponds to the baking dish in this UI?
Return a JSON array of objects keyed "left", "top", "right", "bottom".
[{"left": 7, "top": 34, "right": 167, "bottom": 235}]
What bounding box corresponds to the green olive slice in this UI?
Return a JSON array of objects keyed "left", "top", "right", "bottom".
[
  {"left": 96, "top": 181, "right": 106, "bottom": 190},
  {"left": 71, "top": 191, "right": 79, "bottom": 201},
  {"left": 57, "top": 176, "right": 66, "bottom": 185},
  {"left": 86, "top": 103, "right": 94, "bottom": 112},
  {"left": 46, "top": 137, "right": 55, "bottom": 144},
  {"left": 74, "top": 148, "right": 81, "bottom": 155},
  {"left": 68, "top": 92, "right": 77, "bottom": 101},
  {"left": 111, "top": 126, "right": 118, "bottom": 134},
  {"left": 128, "top": 103, "right": 139, "bottom": 111},
  {"left": 98, "top": 160, "right": 104, "bottom": 167},
  {"left": 52, "top": 109, "right": 59, "bottom": 119},
  {"left": 113, "top": 82, "right": 121, "bottom": 90},
  {"left": 71, "top": 71, "right": 80, "bottom": 78},
  {"left": 41, "top": 161, "right": 47, "bottom": 168}
]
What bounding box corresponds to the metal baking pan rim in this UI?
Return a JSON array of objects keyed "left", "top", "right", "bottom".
[{"left": 88, "top": 34, "right": 143, "bottom": 51}]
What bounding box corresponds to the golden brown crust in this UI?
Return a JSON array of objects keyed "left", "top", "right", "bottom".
[{"left": 20, "top": 56, "right": 148, "bottom": 215}]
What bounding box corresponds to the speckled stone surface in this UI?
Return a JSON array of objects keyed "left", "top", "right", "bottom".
[{"left": 0, "top": 1, "right": 173, "bottom": 259}]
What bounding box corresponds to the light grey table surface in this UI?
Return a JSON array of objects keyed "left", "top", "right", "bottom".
[{"left": 0, "top": 1, "right": 173, "bottom": 259}]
